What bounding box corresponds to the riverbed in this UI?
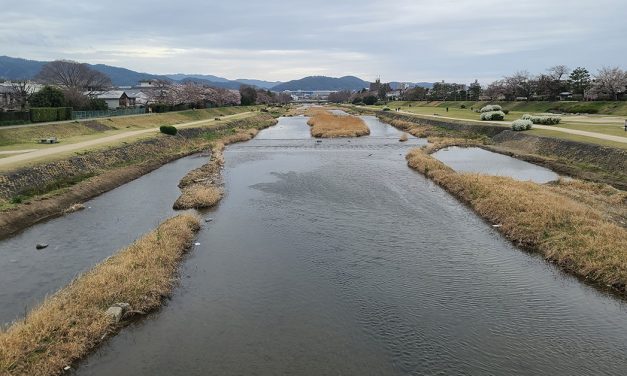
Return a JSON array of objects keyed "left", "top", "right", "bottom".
[{"left": 71, "top": 116, "right": 627, "bottom": 375}]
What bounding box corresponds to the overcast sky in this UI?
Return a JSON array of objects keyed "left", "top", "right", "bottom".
[{"left": 2, "top": 0, "right": 626, "bottom": 83}]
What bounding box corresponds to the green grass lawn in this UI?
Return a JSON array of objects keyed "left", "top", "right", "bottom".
[
  {"left": 382, "top": 100, "right": 627, "bottom": 116},
  {"left": 360, "top": 101, "right": 627, "bottom": 139},
  {"left": 527, "top": 128, "right": 627, "bottom": 149}
]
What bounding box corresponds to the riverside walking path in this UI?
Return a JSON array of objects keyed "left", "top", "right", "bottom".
[
  {"left": 397, "top": 110, "right": 627, "bottom": 144},
  {"left": 0, "top": 112, "right": 252, "bottom": 168}
]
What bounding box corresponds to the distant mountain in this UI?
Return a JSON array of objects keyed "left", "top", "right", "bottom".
[
  {"left": 272, "top": 76, "right": 369, "bottom": 91},
  {"left": 0, "top": 56, "right": 165, "bottom": 86},
  {"left": 235, "top": 79, "right": 283, "bottom": 89},
  {"left": 3, "top": 56, "right": 429, "bottom": 92},
  {"left": 166, "top": 73, "right": 230, "bottom": 83},
  {"left": 178, "top": 77, "right": 243, "bottom": 90},
  {"left": 0, "top": 56, "right": 45, "bottom": 80},
  {"left": 89, "top": 64, "right": 164, "bottom": 86}
]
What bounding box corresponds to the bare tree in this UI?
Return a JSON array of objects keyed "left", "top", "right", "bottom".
[
  {"left": 547, "top": 65, "right": 570, "bottom": 81},
  {"left": 504, "top": 71, "right": 533, "bottom": 100},
  {"left": 10, "top": 80, "right": 36, "bottom": 110},
  {"left": 592, "top": 66, "right": 627, "bottom": 100},
  {"left": 36, "top": 60, "right": 112, "bottom": 94}
]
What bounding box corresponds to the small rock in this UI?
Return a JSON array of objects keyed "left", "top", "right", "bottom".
[
  {"left": 105, "top": 302, "right": 130, "bottom": 323},
  {"left": 36, "top": 243, "right": 48, "bottom": 250},
  {"left": 492, "top": 224, "right": 502, "bottom": 228},
  {"left": 194, "top": 242, "right": 201, "bottom": 246},
  {"left": 63, "top": 366, "right": 71, "bottom": 371},
  {"left": 205, "top": 218, "right": 214, "bottom": 223}
]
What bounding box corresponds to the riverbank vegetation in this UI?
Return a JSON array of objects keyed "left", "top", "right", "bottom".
[
  {"left": 305, "top": 108, "right": 370, "bottom": 138},
  {"left": 0, "top": 214, "right": 201, "bottom": 375},
  {"left": 405, "top": 146, "right": 627, "bottom": 294},
  {"left": 174, "top": 122, "right": 272, "bottom": 211}
]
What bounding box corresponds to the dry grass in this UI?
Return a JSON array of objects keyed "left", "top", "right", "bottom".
[
  {"left": 174, "top": 127, "right": 261, "bottom": 211},
  {"left": 399, "top": 133, "right": 409, "bottom": 142},
  {"left": 306, "top": 109, "right": 370, "bottom": 138},
  {"left": 0, "top": 214, "right": 200, "bottom": 376},
  {"left": 173, "top": 184, "right": 223, "bottom": 210},
  {"left": 406, "top": 147, "right": 627, "bottom": 293}
]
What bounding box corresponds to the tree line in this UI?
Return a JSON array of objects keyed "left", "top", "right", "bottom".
[
  {"left": 328, "top": 66, "right": 627, "bottom": 104},
  {"left": 4, "top": 60, "right": 291, "bottom": 112}
]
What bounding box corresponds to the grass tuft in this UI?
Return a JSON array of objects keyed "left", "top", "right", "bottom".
[{"left": 306, "top": 108, "right": 370, "bottom": 138}]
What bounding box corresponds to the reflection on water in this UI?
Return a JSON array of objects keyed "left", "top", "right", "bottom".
[
  {"left": 433, "top": 146, "right": 559, "bottom": 183},
  {"left": 77, "top": 117, "right": 627, "bottom": 376}
]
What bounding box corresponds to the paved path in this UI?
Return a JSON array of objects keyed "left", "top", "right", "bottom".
[
  {"left": 0, "top": 149, "right": 37, "bottom": 155},
  {"left": 397, "top": 111, "right": 627, "bottom": 144},
  {"left": 0, "top": 113, "right": 250, "bottom": 168}
]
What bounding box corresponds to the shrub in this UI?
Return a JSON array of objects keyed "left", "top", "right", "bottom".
[
  {"left": 480, "top": 104, "right": 503, "bottom": 113},
  {"left": 362, "top": 95, "right": 378, "bottom": 105},
  {"left": 29, "top": 86, "right": 65, "bottom": 107},
  {"left": 460, "top": 104, "right": 466, "bottom": 109},
  {"left": 382, "top": 107, "right": 391, "bottom": 111},
  {"left": 522, "top": 114, "right": 561, "bottom": 125},
  {"left": 512, "top": 119, "right": 533, "bottom": 131},
  {"left": 160, "top": 125, "right": 178, "bottom": 135},
  {"left": 502, "top": 109, "right": 510, "bottom": 114},
  {"left": 480, "top": 111, "right": 505, "bottom": 121}
]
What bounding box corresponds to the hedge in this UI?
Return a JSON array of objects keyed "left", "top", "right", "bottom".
[
  {"left": 0, "top": 111, "right": 30, "bottom": 123},
  {"left": 30, "top": 107, "right": 73, "bottom": 123},
  {"left": 480, "top": 104, "right": 503, "bottom": 113},
  {"left": 480, "top": 110, "right": 505, "bottom": 121},
  {"left": 512, "top": 119, "right": 533, "bottom": 131},
  {"left": 521, "top": 114, "right": 562, "bottom": 125}
]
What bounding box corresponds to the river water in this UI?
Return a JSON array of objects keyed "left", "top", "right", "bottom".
[
  {"left": 433, "top": 146, "right": 559, "bottom": 183},
  {"left": 0, "top": 156, "right": 207, "bottom": 325},
  {"left": 69, "top": 116, "right": 627, "bottom": 375}
]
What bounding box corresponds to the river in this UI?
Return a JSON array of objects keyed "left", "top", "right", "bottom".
[{"left": 69, "top": 115, "right": 626, "bottom": 375}]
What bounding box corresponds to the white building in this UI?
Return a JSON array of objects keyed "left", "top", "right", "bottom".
[{"left": 95, "top": 90, "right": 134, "bottom": 109}]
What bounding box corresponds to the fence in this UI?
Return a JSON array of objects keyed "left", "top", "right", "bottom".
[{"left": 72, "top": 107, "right": 146, "bottom": 120}]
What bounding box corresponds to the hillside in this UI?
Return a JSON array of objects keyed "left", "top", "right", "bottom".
[
  {"left": 0, "top": 56, "right": 165, "bottom": 86},
  {"left": 0, "top": 56, "right": 45, "bottom": 80},
  {"left": 235, "top": 79, "right": 283, "bottom": 89},
  {"left": 272, "top": 76, "right": 369, "bottom": 91}
]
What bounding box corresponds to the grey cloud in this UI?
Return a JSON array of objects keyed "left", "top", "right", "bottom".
[{"left": 2, "top": 0, "right": 626, "bottom": 82}]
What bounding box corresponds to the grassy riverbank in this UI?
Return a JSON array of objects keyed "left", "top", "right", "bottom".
[
  {"left": 0, "top": 106, "right": 259, "bottom": 148},
  {"left": 0, "top": 214, "right": 201, "bottom": 375},
  {"left": 405, "top": 145, "right": 627, "bottom": 294},
  {"left": 0, "top": 113, "right": 280, "bottom": 239},
  {"left": 306, "top": 108, "right": 370, "bottom": 138}
]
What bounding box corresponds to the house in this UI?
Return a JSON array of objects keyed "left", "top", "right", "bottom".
[
  {"left": 96, "top": 91, "right": 134, "bottom": 109},
  {"left": 137, "top": 80, "right": 157, "bottom": 88},
  {"left": 386, "top": 90, "right": 402, "bottom": 100},
  {"left": 0, "top": 85, "right": 17, "bottom": 110},
  {"left": 559, "top": 92, "right": 573, "bottom": 101},
  {"left": 124, "top": 89, "right": 150, "bottom": 106}
]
